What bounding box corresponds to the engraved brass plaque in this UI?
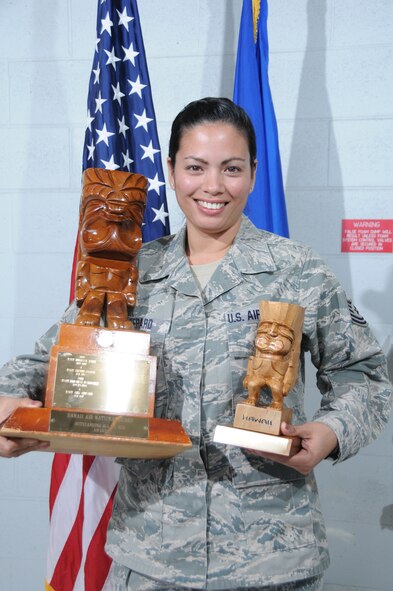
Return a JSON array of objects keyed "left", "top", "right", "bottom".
[
  {"left": 50, "top": 410, "right": 149, "bottom": 438},
  {"left": 52, "top": 351, "right": 151, "bottom": 414},
  {"left": 234, "top": 403, "right": 292, "bottom": 435}
]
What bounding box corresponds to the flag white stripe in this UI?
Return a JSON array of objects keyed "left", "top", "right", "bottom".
[
  {"left": 73, "top": 457, "right": 120, "bottom": 591},
  {"left": 46, "top": 455, "right": 84, "bottom": 581}
]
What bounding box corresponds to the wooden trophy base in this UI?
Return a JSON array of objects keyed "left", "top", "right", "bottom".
[
  {"left": 213, "top": 403, "right": 300, "bottom": 457},
  {"left": 0, "top": 407, "right": 192, "bottom": 459},
  {"left": 0, "top": 324, "right": 192, "bottom": 459}
]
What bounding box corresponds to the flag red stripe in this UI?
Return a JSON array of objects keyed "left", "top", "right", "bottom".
[
  {"left": 49, "top": 453, "right": 72, "bottom": 519},
  {"left": 84, "top": 485, "right": 118, "bottom": 591}
]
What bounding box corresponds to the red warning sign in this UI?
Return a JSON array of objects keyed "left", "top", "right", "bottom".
[{"left": 341, "top": 219, "right": 393, "bottom": 253}]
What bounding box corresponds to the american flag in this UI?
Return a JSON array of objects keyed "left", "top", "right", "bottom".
[
  {"left": 83, "top": 0, "right": 169, "bottom": 240},
  {"left": 46, "top": 1, "right": 169, "bottom": 589}
]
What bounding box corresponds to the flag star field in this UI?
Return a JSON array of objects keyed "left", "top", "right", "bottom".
[{"left": 83, "top": 0, "right": 170, "bottom": 241}]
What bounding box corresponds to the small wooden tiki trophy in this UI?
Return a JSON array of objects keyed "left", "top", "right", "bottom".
[
  {"left": 214, "top": 300, "right": 304, "bottom": 456},
  {"left": 0, "top": 169, "right": 191, "bottom": 458}
]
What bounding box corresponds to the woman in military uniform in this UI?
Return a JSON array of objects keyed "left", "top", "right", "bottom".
[{"left": 0, "top": 98, "right": 391, "bottom": 591}]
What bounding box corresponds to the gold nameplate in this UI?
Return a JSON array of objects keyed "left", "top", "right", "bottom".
[
  {"left": 234, "top": 403, "right": 292, "bottom": 436},
  {"left": 52, "top": 351, "right": 152, "bottom": 414},
  {"left": 50, "top": 410, "right": 149, "bottom": 438}
]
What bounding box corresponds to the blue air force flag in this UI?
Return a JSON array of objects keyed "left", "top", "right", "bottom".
[{"left": 234, "top": 0, "right": 289, "bottom": 237}]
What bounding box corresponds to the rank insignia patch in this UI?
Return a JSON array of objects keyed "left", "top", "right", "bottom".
[{"left": 347, "top": 299, "right": 367, "bottom": 326}]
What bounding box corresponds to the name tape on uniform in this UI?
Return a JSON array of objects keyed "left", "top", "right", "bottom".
[{"left": 225, "top": 308, "right": 260, "bottom": 324}]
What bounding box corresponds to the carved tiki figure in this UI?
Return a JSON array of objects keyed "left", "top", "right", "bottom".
[
  {"left": 243, "top": 301, "right": 305, "bottom": 410},
  {"left": 75, "top": 168, "right": 147, "bottom": 330}
]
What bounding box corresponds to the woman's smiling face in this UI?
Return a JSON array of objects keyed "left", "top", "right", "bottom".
[{"left": 168, "top": 122, "right": 256, "bottom": 239}]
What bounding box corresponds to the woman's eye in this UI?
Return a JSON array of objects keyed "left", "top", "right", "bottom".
[
  {"left": 225, "top": 166, "right": 241, "bottom": 174},
  {"left": 186, "top": 165, "right": 202, "bottom": 172}
]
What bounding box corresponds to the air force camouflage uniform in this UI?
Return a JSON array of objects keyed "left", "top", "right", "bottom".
[{"left": 0, "top": 217, "right": 391, "bottom": 590}]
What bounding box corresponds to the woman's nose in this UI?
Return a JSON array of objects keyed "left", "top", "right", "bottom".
[{"left": 202, "top": 170, "right": 224, "bottom": 194}]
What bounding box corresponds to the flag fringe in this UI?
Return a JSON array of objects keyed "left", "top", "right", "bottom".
[{"left": 252, "top": 0, "right": 261, "bottom": 42}]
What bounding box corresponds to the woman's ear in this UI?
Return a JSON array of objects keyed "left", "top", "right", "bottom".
[
  {"left": 167, "top": 157, "right": 175, "bottom": 189},
  {"left": 250, "top": 159, "right": 258, "bottom": 192},
  {"left": 252, "top": 159, "right": 258, "bottom": 176}
]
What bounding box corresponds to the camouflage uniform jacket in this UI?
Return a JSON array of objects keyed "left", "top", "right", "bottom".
[{"left": 0, "top": 216, "right": 391, "bottom": 589}]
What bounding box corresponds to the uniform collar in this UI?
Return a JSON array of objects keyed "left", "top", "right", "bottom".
[
  {"left": 230, "top": 216, "right": 277, "bottom": 274},
  {"left": 139, "top": 224, "right": 200, "bottom": 296},
  {"left": 138, "top": 216, "right": 277, "bottom": 298},
  {"left": 202, "top": 217, "right": 277, "bottom": 304}
]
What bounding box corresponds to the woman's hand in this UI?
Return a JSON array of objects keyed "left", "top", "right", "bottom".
[
  {"left": 0, "top": 397, "right": 49, "bottom": 458},
  {"left": 248, "top": 421, "right": 338, "bottom": 475}
]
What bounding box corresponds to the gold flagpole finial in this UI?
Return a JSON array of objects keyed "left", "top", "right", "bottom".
[{"left": 252, "top": 0, "right": 261, "bottom": 43}]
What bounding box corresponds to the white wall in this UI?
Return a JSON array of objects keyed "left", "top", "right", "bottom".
[
  {"left": 268, "top": 2, "right": 393, "bottom": 591},
  {"left": 0, "top": 1, "right": 392, "bottom": 590}
]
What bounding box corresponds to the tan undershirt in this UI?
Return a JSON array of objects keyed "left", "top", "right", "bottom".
[{"left": 190, "top": 259, "right": 221, "bottom": 291}]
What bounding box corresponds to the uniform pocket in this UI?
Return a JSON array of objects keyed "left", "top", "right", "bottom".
[
  {"left": 237, "top": 475, "right": 315, "bottom": 552},
  {"left": 229, "top": 445, "right": 300, "bottom": 488},
  {"left": 111, "top": 459, "right": 173, "bottom": 551},
  {"left": 226, "top": 319, "right": 258, "bottom": 358}
]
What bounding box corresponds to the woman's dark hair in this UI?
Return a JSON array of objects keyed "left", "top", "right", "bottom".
[{"left": 168, "top": 97, "right": 257, "bottom": 167}]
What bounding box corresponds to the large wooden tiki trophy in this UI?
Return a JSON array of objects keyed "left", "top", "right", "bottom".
[
  {"left": 214, "top": 300, "right": 305, "bottom": 456},
  {"left": 1, "top": 169, "right": 191, "bottom": 458},
  {"left": 75, "top": 168, "right": 145, "bottom": 330}
]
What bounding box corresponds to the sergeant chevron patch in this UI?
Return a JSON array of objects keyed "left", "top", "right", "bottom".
[{"left": 347, "top": 299, "right": 367, "bottom": 326}]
